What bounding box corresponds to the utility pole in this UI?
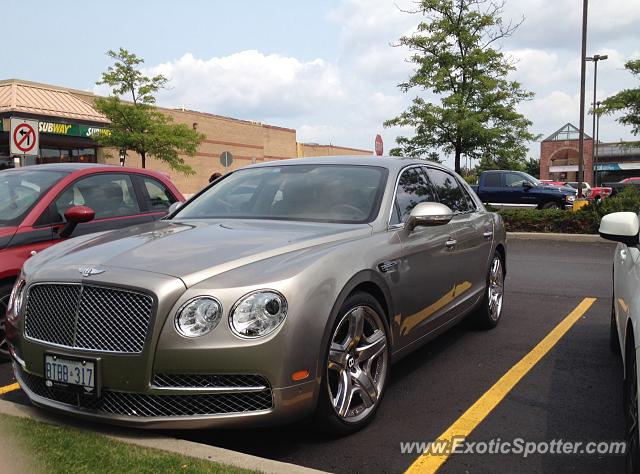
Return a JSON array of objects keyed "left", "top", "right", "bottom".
[
  {"left": 577, "top": 0, "right": 588, "bottom": 199},
  {"left": 595, "top": 101, "right": 602, "bottom": 186},
  {"left": 586, "top": 54, "right": 608, "bottom": 186}
]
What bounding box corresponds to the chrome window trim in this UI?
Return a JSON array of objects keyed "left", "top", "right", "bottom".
[{"left": 386, "top": 164, "right": 435, "bottom": 229}]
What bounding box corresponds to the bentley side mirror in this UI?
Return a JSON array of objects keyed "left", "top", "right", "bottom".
[
  {"left": 599, "top": 212, "right": 640, "bottom": 246},
  {"left": 523, "top": 181, "right": 533, "bottom": 190},
  {"left": 405, "top": 202, "right": 454, "bottom": 232},
  {"left": 60, "top": 206, "right": 95, "bottom": 238}
]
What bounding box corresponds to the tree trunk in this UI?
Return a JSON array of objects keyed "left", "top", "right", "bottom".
[
  {"left": 454, "top": 147, "right": 461, "bottom": 174},
  {"left": 140, "top": 151, "right": 146, "bottom": 169}
]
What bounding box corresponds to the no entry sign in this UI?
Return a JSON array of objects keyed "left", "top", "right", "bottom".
[{"left": 10, "top": 118, "right": 40, "bottom": 155}]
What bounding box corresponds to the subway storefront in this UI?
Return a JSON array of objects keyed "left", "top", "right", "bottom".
[{"left": 0, "top": 117, "right": 109, "bottom": 169}]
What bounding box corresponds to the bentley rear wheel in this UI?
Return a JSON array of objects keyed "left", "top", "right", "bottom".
[{"left": 316, "top": 292, "right": 390, "bottom": 435}]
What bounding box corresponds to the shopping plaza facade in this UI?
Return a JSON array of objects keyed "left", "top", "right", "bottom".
[
  {"left": 0, "top": 79, "right": 371, "bottom": 194},
  {"left": 540, "top": 123, "right": 640, "bottom": 185}
]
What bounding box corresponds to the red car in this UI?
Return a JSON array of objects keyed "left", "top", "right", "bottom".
[
  {"left": 0, "top": 163, "right": 184, "bottom": 359},
  {"left": 563, "top": 182, "right": 612, "bottom": 203}
]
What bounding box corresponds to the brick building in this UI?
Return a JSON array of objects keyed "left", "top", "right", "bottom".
[
  {"left": 540, "top": 123, "right": 640, "bottom": 185},
  {"left": 540, "top": 123, "right": 593, "bottom": 183},
  {"left": 0, "top": 79, "right": 372, "bottom": 193}
]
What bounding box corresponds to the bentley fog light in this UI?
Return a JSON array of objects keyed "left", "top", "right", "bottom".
[
  {"left": 230, "top": 290, "right": 288, "bottom": 338},
  {"left": 174, "top": 297, "right": 223, "bottom": 338}
]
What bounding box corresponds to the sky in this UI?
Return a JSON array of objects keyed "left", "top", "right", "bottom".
[{"left": 1, "top": 0, "right": 639, "bottom": 166}]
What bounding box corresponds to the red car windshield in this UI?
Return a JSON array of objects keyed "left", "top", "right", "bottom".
[{"left": 0, "top": 169, "right": 66, "bottom": 226}]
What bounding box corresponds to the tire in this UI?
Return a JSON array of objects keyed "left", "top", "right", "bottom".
[
  {"left": 315, "top": 292, "right": 390, "bottom": 436},
  {"left": 474, "top": 251, "right": 505, "bottom": 329},
  {"left": 541, "top": 201, "right": 561, "bottom": 210},
  {"left": 611, "top": 297, "right": 621, "bottom": 355},
  {"left": 625, "top": 343, "right": 640, "bottom": 473},
  {"left": 0, "top": 283, "right": 12, "bottom": 362}
]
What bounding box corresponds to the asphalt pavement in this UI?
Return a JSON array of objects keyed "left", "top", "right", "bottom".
[{"left": 0, "top": 239, "right": 625, "bottom": 473}]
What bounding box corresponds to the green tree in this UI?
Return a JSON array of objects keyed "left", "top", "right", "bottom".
[
  {"left": 601, "top": 59, "right": 640, "bottom": 141},
  {"left": 384, "top": 0, "right": 537, "bottom": 173},
  {"left": 93, "top": 48, "right": 204, "bottom": 173},
  {"left": 523, "top": 157, "right": 540, "bottom": 178}
]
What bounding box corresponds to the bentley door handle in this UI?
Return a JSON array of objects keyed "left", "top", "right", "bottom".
[
  {"left": 483, "top": 230, "right": 493, "bottom": 239},
  {"left": 445, "top": 239, "right": 457, "bottom": 249}
]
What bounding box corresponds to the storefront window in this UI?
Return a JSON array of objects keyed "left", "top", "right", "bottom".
[{"left": 38, "top": 148, "right": 97, "bottom": 164}]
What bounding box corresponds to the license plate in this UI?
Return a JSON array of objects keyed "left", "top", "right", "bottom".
[{"left": 44, "top": 354, "right": 97, "bottom": 396}]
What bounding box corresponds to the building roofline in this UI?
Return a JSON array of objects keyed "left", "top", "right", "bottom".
[
  {"left": 302, "top": 143, "right": 373, "bottom": 154},
  {"left": 0, "top": 78, "right": 94, "bottom": 98}
]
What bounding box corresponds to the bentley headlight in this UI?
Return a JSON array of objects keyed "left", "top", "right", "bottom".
[
  {"left": 8, "top": 278, "right": 26, "bottom": 321},
  {"left": 230, "top": 290, "right": 288, "bottom": 338},
  {"left": 174, "top": 297, "right": 223, "bottom": 338},
  {"left": 566, "top": 194, "right": 576, "bottom": 202}
]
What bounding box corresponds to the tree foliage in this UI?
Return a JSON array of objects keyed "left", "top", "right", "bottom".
[
  {"left": 93, "top": 48, "right": 204, "bottom": 173},
  {"left": 601, "top": 59, "right": 640, "bottom": 140},
  {"left": 385, "top": 0, "right": 537, "bottom": 173}
]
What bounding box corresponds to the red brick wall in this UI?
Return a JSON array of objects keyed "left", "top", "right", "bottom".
[{"left": 540, "top": 139, "right": 593, "bottom": 183}]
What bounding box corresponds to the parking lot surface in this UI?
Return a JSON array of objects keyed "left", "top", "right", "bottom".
[{"left": 0, "top": 239, "right": 625, "bottom": 473}]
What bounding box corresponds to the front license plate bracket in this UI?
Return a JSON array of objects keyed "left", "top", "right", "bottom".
[{"left": 44, "top": 353, "right": 100, "bottom": 398}]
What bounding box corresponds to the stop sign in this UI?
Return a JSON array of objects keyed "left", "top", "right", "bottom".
[{"left": 375, "top": 134, "right": 383, "bottom": 156}]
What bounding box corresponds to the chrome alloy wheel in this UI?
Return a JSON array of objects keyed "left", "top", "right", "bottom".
[
  {"left": 488, "top": 256, "right": 504, "bottom": 322},
  {"left": 327, "top": 306, "right": 388, "bottom": 423},
  {"left": 0, "top": 291, "right": 9, "bottom": 358}
]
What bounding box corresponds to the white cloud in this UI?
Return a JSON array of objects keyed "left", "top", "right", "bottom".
[{"left": 145, "top": 51, "right": 345, "bottom": 120}]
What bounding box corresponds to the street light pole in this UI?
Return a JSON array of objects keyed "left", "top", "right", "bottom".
[
  {"left": 586, "top": 54, "right": 608, "bottom": 187},
  {"left": 577, "top": 0, "right": 589, "bottom": 199},
  {"left": 595, "top": 100, "right": 602, "bottom": 185}
]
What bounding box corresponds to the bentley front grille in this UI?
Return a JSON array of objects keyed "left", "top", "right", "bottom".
[{"left": 24, "top": 283, "right": 154, "bottom": 353}]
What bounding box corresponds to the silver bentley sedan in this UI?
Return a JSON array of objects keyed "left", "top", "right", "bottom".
[{"left": 6, "top": 156, "right": 506, "bottom": 434}]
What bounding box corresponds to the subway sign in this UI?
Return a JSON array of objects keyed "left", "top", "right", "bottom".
[{"left": 38, "top": 121, "right": 110, "bottom": 138}]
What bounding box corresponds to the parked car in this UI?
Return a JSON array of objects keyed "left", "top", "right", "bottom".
[
  {"left": 7, "top": 156, "right": 506, "bottom": 434},
  {"left": 470, "top": 170, "right": 577, "bottom": 209},
  {"left": 563, "top": 182, "right": 612, "bottom": 203},
  {"left": 603, "top": 178, "right": 640, "bottom": 197},
  {"left": 0, "top": 163, "right": 184, "bottom": 360},
  {"left": 600, "top": 212, "right": 640, "bottom": 471}
]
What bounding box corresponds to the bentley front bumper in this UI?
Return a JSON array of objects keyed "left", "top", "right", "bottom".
[{"left": 13, "top": 361, "right": 317, "bottom": 429}]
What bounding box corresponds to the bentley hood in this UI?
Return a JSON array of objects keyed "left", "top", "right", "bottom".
[{"left": 27, "top": 219, "right": 371, "bottom": 287}]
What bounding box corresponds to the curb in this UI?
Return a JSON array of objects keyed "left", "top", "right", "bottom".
[
  {"left": 0, "top": 399, "right": 326, "bottom": 474},
  {"left": 507, "top": 232, "right": 608, "bottom": 243}
]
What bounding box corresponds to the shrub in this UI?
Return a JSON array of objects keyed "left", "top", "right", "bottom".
[{"left": 495, "top": 187, "right": 640, "bottom": 234}]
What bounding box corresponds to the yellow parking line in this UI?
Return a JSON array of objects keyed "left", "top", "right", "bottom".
[
  {"left": 0, "top": 383, "right": 20, "bottom": 395},
  {"left": 405, "top": 297, "right": 597, "bottom": 474}
]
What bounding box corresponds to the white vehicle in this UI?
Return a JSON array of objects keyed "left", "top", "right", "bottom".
[{"left": 600, "top": 212, "right": 640, "bottom": 472}]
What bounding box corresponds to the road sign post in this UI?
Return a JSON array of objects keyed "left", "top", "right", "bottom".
[
  {"left": 10, "top": 118, "right": 40, "bottom": 156},
  {"left": 220, "top": 151, "right": 234, "bottom": 168},
  {"left": 375, "top": 134, "right": 383, "bottom": 156}
]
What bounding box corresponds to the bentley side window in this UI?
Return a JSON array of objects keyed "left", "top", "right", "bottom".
[
  {"left": 426, "top": 168, "right": 472, "bottom": 213},
  {"left": 390, "top": 167, "right": 437, "bottom": 226}
]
